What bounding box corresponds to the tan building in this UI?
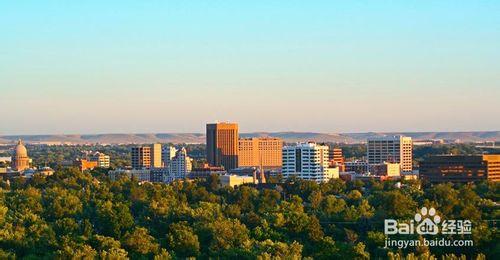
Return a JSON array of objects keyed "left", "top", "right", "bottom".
[
  {"left": 367, "top": 136, "right": 413, "bottom": 173},
  {"left": 131, "top": 146, "right": 151, "bottom": 169},
  {"left": 220, "top": 174, "right": 255, "bottom": 187},
  {"left": 12, "top": 140, "right": 30, "bottom": 171},
  {"left": 206, "top": 122, "right": 239, "bottom": 170},
  {"left": 370, "top": 162, "right": 401, "bottom": 177},
  {"left": 89, "top": 152, "right": 110, "bottom": 168},
  {"left": 151, "top": 143, "right": 162, "bottom": 168},
  {"left": 75, "top": 158, "right": 98, "bottom": 171},
  {"left": 420, "top": 154, "right": 500, "bottom": 182},
  {"left": 238, "top": 137, "right": 283, "bottom": 169}
]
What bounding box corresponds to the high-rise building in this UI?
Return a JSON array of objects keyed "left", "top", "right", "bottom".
[
  {"left": 329, "top": 148, "right": 344, "bottom": 165},
  {"left": 161, "top": 146, "right": 177, "bottom": 167},
  {"left": 206, "top": 122, "right": 239, "bottom": 170},
  {"left": 420, "top": 155, "right": 500, "bottom": 182},
  {"left": 151, "top": 143, "right": 162, "bottom": 168},
  {"left": 167, "top": 147, "right": 192, "bottom": 182},
  {"left": 367, "top": 136, "right": 413, "bottom": 173},
  {"left": 238, "top": 138, "right": 283, "bottom": 169},
  {"left": 131, "top": 146, "right": 151, "bottom": 169},
  {"left": 282, "top": 142, "right": 339, "bottom": 182}
]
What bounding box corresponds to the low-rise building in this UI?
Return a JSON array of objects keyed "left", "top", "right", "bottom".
[
  {"left": 188, "top": 164, "right": 227, "bottom": 179},
  {"left": 108, "top": 169, "right": 151, "bottom": 182},
  {"left": 344, "top": 161, "right": 369, "bottom": 174},
  {"left": 420, "top": 154, "right": 500, "bottom": 182},
  {"left": 76, "top": 151, "right": 111, "bottom": 171},
  {"left": 90, "top": 152, "right": 110, "bottom": 168},
  {"left": 75, "top": 158, "right": 98, "bottom": 171},
  {"left": 220, "top": 174, "right": 255, "bottom": 187},
  {"left": 370, "top": 162, "right": 401, "bottom": 177},
  {"left": 150, "top": 168, "right": 169, "bottom": 183},
  {"left": 0, "top": 157, "right": 11, "bottom": 164},
  {"left": 37, "top": 167, "right": 55, "bottom": 176}
]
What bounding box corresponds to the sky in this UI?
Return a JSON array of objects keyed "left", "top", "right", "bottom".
[{"left": 1, "top": 1, "right": 499, "bottom": 135}]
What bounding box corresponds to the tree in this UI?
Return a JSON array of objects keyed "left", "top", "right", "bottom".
[
  {"left": 123, "top": 227, "right": 159, "bottom": 257},
  {"left": 370, "top": 190, "right": 417, "bottom": 219},
  {"left": 200, "top": 218, "right": 250, "bottom": 255},
  {"left": 43, "top": 187, "right": 82, "bottom": 219},
  {"left": 167, "top": 221, "right": 200, "bottom": 257},
  {"left": 92, "top": 235, "right": 128, "bottom": 259},
  {"left": 253, "top": 240, "right": 303, "bottom": 259},
  {"left": 95, "top": 201, "right": 134, "bottom": 238}
]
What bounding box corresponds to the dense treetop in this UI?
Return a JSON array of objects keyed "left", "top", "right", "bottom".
[{"left": 0, "top": 167, "right": 497, "bottom": 259}]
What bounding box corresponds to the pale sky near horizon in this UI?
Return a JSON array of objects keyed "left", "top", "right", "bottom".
[{"left": 1, "top": 1, "right": 499, "bottom": 135}]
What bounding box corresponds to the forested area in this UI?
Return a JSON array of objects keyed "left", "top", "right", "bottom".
[{"left": 0, "top": 168, "right": 497, "bottom": 259}]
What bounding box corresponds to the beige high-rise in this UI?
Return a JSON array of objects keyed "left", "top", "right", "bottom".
[
  {"left": 151, "top": 143, "right": 162, "bottom": 168},
  {"left": 367, "top": 136, "right": 413, "bottom": 173},
  {"left": 206, "top": 122, "right": 239, "bottom": 170},
  {"left": 238, "top": 138, "right": 283, "bottom": 169}
]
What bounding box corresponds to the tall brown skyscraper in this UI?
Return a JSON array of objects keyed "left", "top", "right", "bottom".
[{"left": 206, "top": 122, "right": 239, "bottom": 170}]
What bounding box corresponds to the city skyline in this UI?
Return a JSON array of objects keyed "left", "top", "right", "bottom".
[
  {"left": 1, "top": 2, "right": 498, "bottom": 258},
  {"left": 2, "top": 1, "right": 500, "bottom": 135}
]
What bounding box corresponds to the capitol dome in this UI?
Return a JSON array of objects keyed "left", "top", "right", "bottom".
[
  {"left": 15, "top": 140, "right": 28, "bottom": 157},
  {"left": 12, "top": 139, "right": 30, "bottom": 171}
]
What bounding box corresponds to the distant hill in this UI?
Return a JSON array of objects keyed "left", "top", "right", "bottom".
[{"left": 0, "top": 131, "right": 498, "bottom": 145}]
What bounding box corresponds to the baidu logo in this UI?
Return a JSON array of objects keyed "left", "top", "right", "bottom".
[
  {"left": 385, "top": 207, "right": 471, "bottom": 235},
  {"left": 414, "top": 207, "right": 441, "bottom": 235}
]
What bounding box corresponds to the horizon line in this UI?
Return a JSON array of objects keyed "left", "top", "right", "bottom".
[{"left": 1, "top": 130, "right": 499, "bottom": 137}]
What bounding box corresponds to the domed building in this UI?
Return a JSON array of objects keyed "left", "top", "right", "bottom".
[{"left": 12, "top": 139, "right": 30, "bottom": 171}]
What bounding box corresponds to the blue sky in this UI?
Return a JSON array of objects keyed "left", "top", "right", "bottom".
[{"left": 1, "top": 1, "right": 499, "bottom": 134}]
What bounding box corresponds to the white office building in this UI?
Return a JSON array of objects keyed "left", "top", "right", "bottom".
[
  {"left": 282, "top": 142, "right": 339, "bottom": 182},
  {"left": 367, "top": 136, "right": 413, "bottom": 173},
  {"left": 161, "top": 146, "right": 177, "bottom": 167},
  {"left": 166, "top": 147, "right": 192, "bottom": 182}
]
